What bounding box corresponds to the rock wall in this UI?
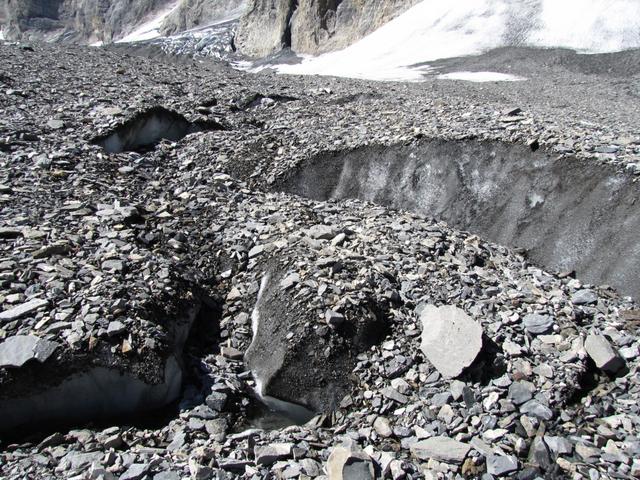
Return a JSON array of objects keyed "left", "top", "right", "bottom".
[
  {"left": 160, "top": 0, "right": 245, "bottom": 36},
  {"left": 1, "top": 0, "right": 244, "bottom": 43},
  {"left": 236, "top": 0, "right": 420, "bottom": 57}
]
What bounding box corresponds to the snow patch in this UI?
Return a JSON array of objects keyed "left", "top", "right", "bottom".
[
  {"left": 116, "top": 1, "right": 180, "bottom": 43},
  {"left": 258, "top": 0, "right": 640, "bottom": 82},
  {"left": 437, "top": 71, "right": 526, "bottom": 82}
]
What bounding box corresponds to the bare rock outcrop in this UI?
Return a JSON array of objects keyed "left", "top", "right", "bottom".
[
  {"left": 236, "top": 0, "right": 420, "bottom": 57},
  {"left": 160, "top": 0, "right": 245, "bottom": 36},
  {"left": 2, "top": 0, "right": 167, "bottom": 43}
]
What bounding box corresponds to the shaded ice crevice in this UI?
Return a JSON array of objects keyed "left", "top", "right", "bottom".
[{"left": 277, "top": 139, "right": 640, "bottom": 299}]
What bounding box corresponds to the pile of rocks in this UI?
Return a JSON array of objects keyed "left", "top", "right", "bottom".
[{"left": 0, "top": 41, "right": 639, "bottom": 479}]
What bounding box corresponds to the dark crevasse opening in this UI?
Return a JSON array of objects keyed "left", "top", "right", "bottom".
[
  {"left": 92, "top": 106, "right": 224, "bottom": 154},
  {"left": 275, "top": 139, "right": 640, "bottom": 299},
  {"left": 0, "top": 296, "right": 223, "bottom": 445}
]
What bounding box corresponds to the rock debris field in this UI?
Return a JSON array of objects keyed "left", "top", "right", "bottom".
[{"left": 1, "top": 42, "right": 640, "bottom": 480}]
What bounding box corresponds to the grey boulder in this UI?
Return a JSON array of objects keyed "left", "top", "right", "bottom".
[
  {"left": 585, "top": 334, "right": 624, "bottom": 373},
  {"left": 0, "top": 335, "right": 58, "bottom": 368},
  {"left": 419, "top": 305, "right": 483, "bottom": 378},
  {"left": 327, "top": 440, "right": 375, "bottom": 480},
  {"left": 523, "top": 313, "right": 554, "bottom": 335},
  {"left": 410, "top": 436, "right": 471, "bottom": 464}
]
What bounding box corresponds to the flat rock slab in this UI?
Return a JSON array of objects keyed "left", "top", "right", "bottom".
[
  {"left": 419, "top": 305, "right": 483, "bottom": 378},
  {"left": 410, "top": 436, "right": 471, "bottom": 464},
  {"left": 254, "top": 443, "right": 293, "bottom": 465},
  {"left": 0, "top": 298, "right": 48, "bottom": 322},
  {"left": 0, "top": 335, "right": 58, "bottom": 368},
  {"left": 585, "top": 334, "right": 624, "bottom": 373},
  {"left": 523, "top": 313, "right": 554, "bottom": 334}
]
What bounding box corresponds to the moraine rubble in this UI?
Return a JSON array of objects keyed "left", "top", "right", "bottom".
[{"left": 0, "top": 42, "right": 640, "bottom": 479}]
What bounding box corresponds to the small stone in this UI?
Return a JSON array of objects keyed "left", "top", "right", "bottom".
[
  {"left": 374, "top": 416, "right": 393, "bottom": 438},
  {"left": 325, "top": 309, "right": 345, "bottom": 327},
  {"left": 205, "top": 391, "right": 228, "bottom": 411},
  {"left": 528, "top": 437, "right": 552, "bottom": 470},
  {"left": 503, "top": 339, "right": 523, "bottom": 355},
  {"left": 280, "top": 272, "right": 300, "bottom": 290},
  {"left": 33, "top": 242, "right": 70, "bottom": 259},
  {"left": 119, "top": 463, "right": 149, "bottom": 480},
  {"left": 254, "top": 443, "right": 293, "bottom": 465},
  {"left": 107, "top": 321, "right": 126, "bottom": 337},
  {"left": 47, "top": 119, "right": 65, "bottom": 129},
  {"left": 221, "top": 347, "right": 243, "bottom": 360},
  {"left": 584, "top": 334, "right": 624, "bottom": 373},
  {"left": 381, "top": 387, "right": 408, "bottom": 404},
  {"left": 306, "top": 224, "right": 337, "bottom": 240},
  {"left": 419, "top": 305, "right": 483, "bottom": 378},
  {"left": 523, "top": 313, "right": 554, "bottom": 335},
  {"left": 575, "top": 443, "right": 600, "bottom": 461},
  {"left": 410, "top": 437, "right": 471, "bottom": 464},
  {"left": 572, "top": 289, "right": 598, "bottom": 305},
  {"left": 508, "top": 381, "right": 534, "bottom": 405},
  {"left": 248, "top": 245, "right": 264, "bottom": 258},
  {"left": 544, "top": 436, "right": 573, "bottom": 455},
  {"left": 450, "top": 380, "right": 466, "bottom": 401},
  {"left": 486, "top": 455, "right": 518, "bottom": 476},
  {"left": 520, "top": 400, "right": 553, "bottom": 421}
]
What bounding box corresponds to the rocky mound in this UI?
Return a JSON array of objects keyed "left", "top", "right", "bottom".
[{"left": 0, "top": 41, "right": 639, "bottom": 480}]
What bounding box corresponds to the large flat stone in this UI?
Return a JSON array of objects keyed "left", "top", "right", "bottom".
[
  {"left": 419, "top": 305, "right": 483, "bottom": 378},
  {"left": 0, "top": 335, "right": 58, "bottom": 368},
  {"left": 0, "top": 298, "right": 48, "bottom": 322},
  {"left": 410, "top": 436, "right": 471, "bottom": 464}
]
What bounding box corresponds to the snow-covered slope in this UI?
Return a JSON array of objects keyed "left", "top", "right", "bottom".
[{"left": 267, "top": 0, "right": 640, "bottom": 81}]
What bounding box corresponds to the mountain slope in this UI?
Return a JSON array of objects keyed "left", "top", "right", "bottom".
[{"left": 0, "top": 0, "right": 243, "bottom": 44}]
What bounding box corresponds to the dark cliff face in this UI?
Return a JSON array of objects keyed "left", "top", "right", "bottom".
[{"left": 235, "top": 0, "right": 420, "bottom": 57}]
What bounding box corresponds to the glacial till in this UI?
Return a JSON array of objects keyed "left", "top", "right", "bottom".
[{"left": 0, "top": 42, "right": 639, "bottom": 480}]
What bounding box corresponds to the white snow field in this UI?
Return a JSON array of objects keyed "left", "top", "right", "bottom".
[
  {"left": 437, "top": 72, "right": 526, "bottom": 82},
  {"left": 266, "top": 0, "right": 640, "bottom": 82}
]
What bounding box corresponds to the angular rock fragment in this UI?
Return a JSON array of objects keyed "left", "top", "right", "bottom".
[
  {"left": 254, "top": 443, "right": 293, "bottom": 465},
  {"left": 585, "top": 334, "right": 624, "bottom": 373},
  {"left": 572, "top": 289, "right": 598, "bottom": 305},
  {"left": 419, "top": 305, "right": 482, "bottom": 378},
  {"left": 487, "top": 454, "right": 518, "bottom": 476},
  {"left": 327, "top": 440, "right": 375, "bottom": 480},
  {"left": 306, "top": 224, "right": 337, "bottom": 240},
  {"left": 410, "top": 436, "right": 471, "bottom": 464}
]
